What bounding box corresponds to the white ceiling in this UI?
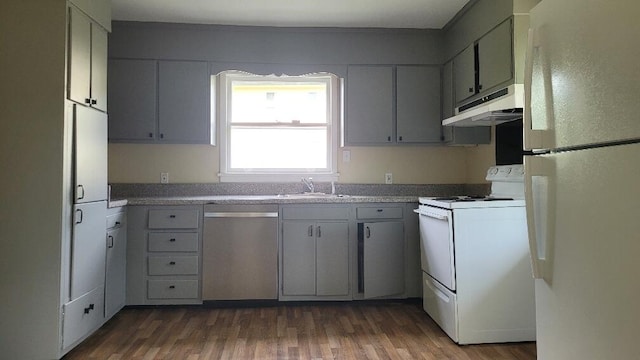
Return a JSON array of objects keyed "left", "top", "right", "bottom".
[{"left": 110, "top": 0, "right": 471, "bottom": 29}]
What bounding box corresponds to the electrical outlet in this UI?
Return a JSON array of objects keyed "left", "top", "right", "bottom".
[
  {"left": 342, "top": 150, "right": 351, "bottom": 163},
  {"left": 385, "top": 173, "right": 393, "bottom": 184},
  {"left": 160, "top": 172, "right": 169, "bottom": 184}
]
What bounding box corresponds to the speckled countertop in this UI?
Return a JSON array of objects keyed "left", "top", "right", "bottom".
[
  {"left": 109, "top": 182, "right": 490, "bottom": 207},
  {"left": 122, "top": 194, "right": 419, "bottom": 206}
]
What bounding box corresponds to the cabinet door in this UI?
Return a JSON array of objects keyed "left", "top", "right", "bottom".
[
  {"left": 396, "top": 66, "right": 442, "bottom": 143},
  {"left": 478, "top": 19, "right": 513, "bottom": 93},
  {"left": 363, "top": 221, "right": 404, "bottom": 299},
  {"left": 453, "top": 45, "right": 476, "bottom": 104},
  {"left": 90, "top": 23, "right": 108, "bottom": 112},
  {"left": 158, "top": 61, "right": 210, "bottom": 143},
  {"left": 107, "top": 59, "right": 158, "bottom": 141},
  {"left": 441, "top": 61, "right": 454, "bottom": 120},
  {"left": 345, "top": 66, "right": 394, "bottom": 144},
  {"left": 74, "top": 105, "right": 108, "bottom": 203},
  {"left": 68, "top": 6, "right": 91, "bottom": 106},
  {"left": 71, "top": 201, "right": 107, "bottom": 300},
  {"left": 105, "top": 226, "right": 126, "bottom": 320},
  {"left": 282, "top": 222, "right": 316, "bottom": 295},
  {"left": 316, "top": 222, "right": 349, "bottom": 296}
]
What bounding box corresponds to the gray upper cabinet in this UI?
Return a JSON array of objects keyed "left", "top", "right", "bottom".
[
  {"left": 453, "top": 45, "right": 476, "bottom": 104},
  {"left": 68, "top": 6, "right": 108, "bottom": 112},
  {"left": 108, "top": 59, "right": 211, "bottom": 144},
  {"left": 442, "top": 61, "right": 491, "bottom": 145},
  {"left": 108, "top": 59, "right": 157, "bottom": 140},
  {"left": 158, "top": 61, "right": 210, "bottom": 143},
  {"left": 346, "top": 65, "right": 443, "bottom": 145},
  {"left": 345, "top": 66, "right": 394, "bottom": 145},
  {"left": 396, "top": 66, "right": 442, "bottom": 143},
  {"left": 452, "top": 18, "right": 514, "bottom": 106},
  {"left": 477, "top": 19, "right": 513, "bottom": 94}
]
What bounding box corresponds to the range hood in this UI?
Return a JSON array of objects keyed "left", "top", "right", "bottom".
[{"left": 442, "top": 84, "right": 524, "bottom": 127}]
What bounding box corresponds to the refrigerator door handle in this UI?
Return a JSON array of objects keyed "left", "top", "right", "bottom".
[
  {"left": 524, "top": 26, "right": 554, "bottom": 151},
  {"left": 524, "top": 156, "right": 555, "bottom": 283}
]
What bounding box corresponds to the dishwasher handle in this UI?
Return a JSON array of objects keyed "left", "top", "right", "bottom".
[{"left": 204, "top": 212, "right": 278, "bottom": 218}]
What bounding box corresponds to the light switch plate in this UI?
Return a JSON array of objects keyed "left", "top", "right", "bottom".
[
  {"left": 160, "top": 172, "right": 169, "bottom": 184},
  {"left": 385, "top": 173, "right": 393, "bottom": 184}
]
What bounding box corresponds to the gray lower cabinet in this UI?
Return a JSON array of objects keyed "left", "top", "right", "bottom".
[
  {"left": 105, "top": 206, "right": 127, "bottom": 321},
  {"left": 108, "top": 59, "right": 211, "bottom": 144},
  {"left": 126, "top": 205, "right": 203, "bottom": 305},
  {"left": 280, "top": 205, "right": 350, "bottom": 300},
  {"left": 355, "top": 205, "right": 405, "bottom": 299}
]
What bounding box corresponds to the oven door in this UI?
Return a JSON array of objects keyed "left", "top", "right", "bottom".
[{"left": 418, "top": 205, "right": 456, "bottom": 290}]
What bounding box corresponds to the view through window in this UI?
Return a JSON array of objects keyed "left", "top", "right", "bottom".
[{"left": 218, "top": 71, "right": 339, "bottom": 182}]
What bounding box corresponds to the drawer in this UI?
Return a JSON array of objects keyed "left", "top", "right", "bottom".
[
  {"left": 62, "top": 286, "right": 105, "bottom": 349},
  {"left": 148, "top": 279, "right": 199, "bottom": 299},
  {"left": 148, "top": 209, "right": 199, "bottom": 229},
  {"left": 106, "top": 211, "right": 126, "bottom": 230},
  {"left": 281, "top": 206, "right": 349, "bottom": 220},
  {"left": 148, "top": 232, "right": 199, "bottom": 252},
  {"left": 148, "top": 255, "right": 199, "bottom": 275},
  {"left": 356, "top": 206, "right": 403, "bottom": 219}
]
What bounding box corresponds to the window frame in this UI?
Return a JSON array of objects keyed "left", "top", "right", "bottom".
[{"left": 217, "top": 71, "right": 340, "bottom": 183}]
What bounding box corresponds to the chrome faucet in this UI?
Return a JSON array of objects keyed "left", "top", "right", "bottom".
[{"left": 302, "top": 177, "right": 314, "bottom": 193}]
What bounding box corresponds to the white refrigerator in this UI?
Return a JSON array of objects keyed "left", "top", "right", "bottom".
[{"left": 524, "top": 1, "right": 640, "bottom": 359}]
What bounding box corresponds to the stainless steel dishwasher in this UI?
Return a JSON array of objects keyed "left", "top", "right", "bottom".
[{"left": 202, "top": 204, "right": 279, "bottom": 300}]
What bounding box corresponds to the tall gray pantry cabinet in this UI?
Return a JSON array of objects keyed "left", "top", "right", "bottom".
[{"left": 0, "top": 0, "right": 112, "bottom": 359}]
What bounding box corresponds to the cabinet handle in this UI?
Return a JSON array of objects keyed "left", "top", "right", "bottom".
[
  {"left": 169, "top": 215, "right": 176, "bottom": 218},
  {"left": 468, "top": 87, "right": 473, "bottom": 93},
  {"left": 377, "top": 209, "right": 383, "bottom": 212},
  {"left": 398, "top": 136, "right": 403, "bottom": 141},
  {"left": 169, "top": 238, "right": 176, "bottom": 242},
  {"left": 387, "top": 136, "right": 391, "bottom": 142},
  {"left": 75, "top": 209, "right": 83, "bottom": 224},
  {"left": 84, "top": 98, "right": 91, "bottom": 104},
  {"left": 366, "top": 226, "right": 371, "bottom": 239},
  {"left": 107, "top": 235, "right": 114, "bottom": 248},
  {"left": 91, "top": 99, "right": 97, "bottom": 105},
  {"left": 84, "top": 303, "right": 94, "bottom": 314},
  {"left": 478, "top": 84, "right": 483, "bottom": 90},
  {"left": 115, "top": 221, "right": 121, "bottom": 226},
  {"left": 169, "top": 261, "right": 176, "bottom": 265},
  {"left": 76, "top": 185, "right": 85, "bottom": 200},
  {"left": 308, "top": 225, "right": 313, "bottom": 237},
  {"left": 317, "top": 226, "right": 321, "bottom": 238},
  {"left": 160, "top": 133, "right": 164, "bottom": 139},
  {"left": 148, "top": 133, "right": 153, "bottom": 138},
  {"left": 169, "top": 285, "right": 175, "bottom": 289}
]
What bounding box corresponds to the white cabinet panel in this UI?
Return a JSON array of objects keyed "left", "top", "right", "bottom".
[{"left": 71, "top": 201, "right": 107, "bottom": 300}]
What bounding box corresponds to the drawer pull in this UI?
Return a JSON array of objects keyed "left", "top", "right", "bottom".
[
  {"left": 169, "top": 285, "right": 175, "bottom": 289},
  {"left": 169, "top": 261, "right": 176, "bottom": 265},
  {"left": 377, "top": 209, "right": 383, "bottom": 212},
  {"left": 169, "top": 238, "right": 176, "bottom": 242},
  {"left": 83, "top": 303, "right": 95, "bottom": 314},
  {"left": 169, "top": 215, "right": 176, "bottom": 218}
]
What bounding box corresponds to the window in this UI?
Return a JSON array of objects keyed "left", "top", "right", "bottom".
[{"left": 218, "top": 71, "right": 340, "bottom": 182}]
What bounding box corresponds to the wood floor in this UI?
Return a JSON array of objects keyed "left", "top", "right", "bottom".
[{"left": 63, "top": 301, "right": 536, "bottom": 360}]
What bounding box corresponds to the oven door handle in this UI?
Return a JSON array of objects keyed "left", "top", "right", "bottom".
[{"left": 414, "top": 209, "right": 448, "bottom": 221}]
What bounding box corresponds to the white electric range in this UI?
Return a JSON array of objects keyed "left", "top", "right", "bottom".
[{"left": 415, "top": 165, "right": 536, "bottom": 344}]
